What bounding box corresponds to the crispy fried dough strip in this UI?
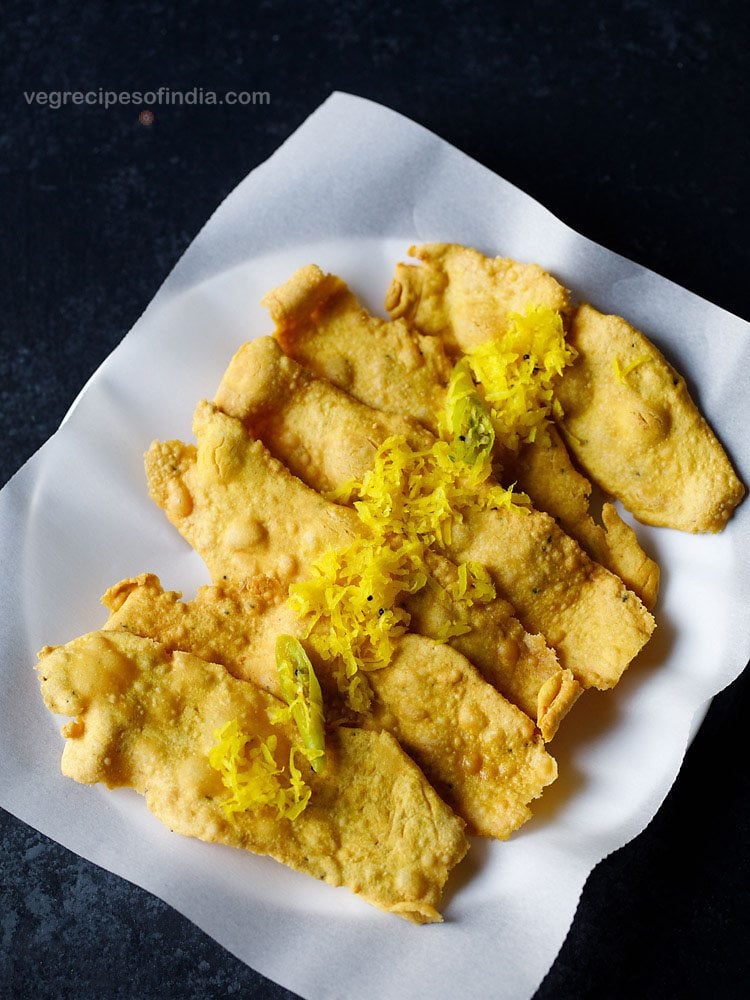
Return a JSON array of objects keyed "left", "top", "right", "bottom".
[
  {"left": 37, "top": 630, "right": 467, "bottom": 923},
  {"left": 103, "top": 574, "right": 299, "bottom": 701},
  {"left": 503, "top": 426, "right": 660, "bottom": 609},
  {"left": 144, "top": 415, "right": 559, "bottom": 835},
  {"left": 145, "top": 400, "right": 362, "bottom": 601},
  {"left": 385, "top": 249, "right": 659, "bottom": 604},
  {"left": 150, "top": 393, "right": 576, "bottom": 738},
  {"left": 406, "top": 552, "right": 579, "bottom": 740},
  {"left": 215, "top": 339, "right": 578, "bottom": 738},
  {"left": 265, "top": 263, "right": 659, "bottom": 608},
  {"left": 214, "top": 338, "right": 654, "bottom": 690},
  {"left": 447, "top": 508, "right": 652, "bottom": 690},
  {"left": 385, "top": 242, "right": 571, "bottom": 355},
  {"left": 103, "top": 577, "right": 557, "bottom": 838},
  {"left": 266, "top": 264, "right": 452, "bottom": 436},
  {"left": 387, "top": 245, "right": 743, "bottom": 534},
  {"left": 365, "top": 633, "right": 557, "bottom": 839},
  {"left": 555, "top": 304, "right": 745, "bottom": 532},
  {"left": 216, "top": 334, "right": 432, "bottom": 490}
]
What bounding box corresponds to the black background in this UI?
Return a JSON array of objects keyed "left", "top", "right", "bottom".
[{"left": 2, "top": 2, "right": 749, "bottom": 998}]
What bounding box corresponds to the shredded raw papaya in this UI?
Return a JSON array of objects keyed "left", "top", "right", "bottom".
[
  {"left": 288, "top": 537, "right": 421, "bottom": 713},
  {"left": 467, "top": 305, "right": 576, "bottom": 450},
  {"left": 349, "top": 436, "right": 528, "bottom": 548},
  {"left": 449, "top": 561, "right": 496, "bottom": 604},
  {"left": 208, "top": 719, "right": 312, "bottom": 821},
  {"left": 430, "top": 561, "right": 498, "bottom": 642},
  {"left": 613, "top": 354, "right": 650, "bottom": 384},
  {"left": 289, "top": 431, "right": 527, "bottom": 712}
]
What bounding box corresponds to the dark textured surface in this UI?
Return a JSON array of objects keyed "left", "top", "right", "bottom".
[{"left": 1, "top": 1, "right": 748, "bottom": 998}]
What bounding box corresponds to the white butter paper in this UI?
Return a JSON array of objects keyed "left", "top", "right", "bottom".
[{"left": 1, "top": 93, "right": 749, "bottom": 1000}]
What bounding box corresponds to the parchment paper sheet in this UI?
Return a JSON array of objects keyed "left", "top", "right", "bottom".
[{"left": 2, "top": 93, "right": 749, "bottom": 1000}]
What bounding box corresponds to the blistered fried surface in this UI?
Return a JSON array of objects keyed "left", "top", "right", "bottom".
[
  {"left": 556, "top": 304, "right": 745, "bottom": 532},
  {"left": 216, "top": 336, "right": 433, "bottom": 491},
  {"left": 385, "top": 243, "right": 570, "bottom": 355},
  {"left": 266, "top": 264, "right": 451, "bottom": 436},
  {"left": 216, "top": 338, "right": 579, "bottom": 736},
  {"left": 145, "top": 400, "right": 362, "bottom": 596},
  {"left": 260, "top": 266, "right": 659, "bottom": 608},
  {"left": 103, "top": 573, "right": 558, "bottom": 839},
  {"left": 102, "top": 573, "right": 316, "bottom": 702},
  {"left": 504, "top": 426, "right": 660, "bottom": 609},
  {"left": 398, "top": 550, "right": 579, "bottom": 741},
  {"left": 449, "top": 505, "right": 654, "bottom": 690},
  {"left": 365, "top": 633, "right": 557, "bottom": 838},
  {"left": 37, "top": 630, "right": 467, "bottom": 923},
  {"left": 214, "top": 336, "right": 653, "bottom": 691}
]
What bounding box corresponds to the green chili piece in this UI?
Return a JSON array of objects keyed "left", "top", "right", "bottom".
[
  {"left": 444, "top": 358, "right": 495, "bottom": 467},
  {"left": 275, "top": 635, "right": 326, "bottom": 773}
]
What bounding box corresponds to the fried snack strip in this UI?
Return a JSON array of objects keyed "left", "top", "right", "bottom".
[
  {"left": 263, "top": 262, "right": 453, "bottom": 433},
  {"left": 103, "top": 575, "right": 301, "bottom": 703},
  {"left": 215, "top": 338, "right": 578, "bottom": 737},
  {"left": 146, "top": 401, "right": 362, "bottom": 604},
  {"left": 265, "top": 263, "right": 659, "bottom": 609},
  {"left": 386, "top": 244, "right": 743, "bottom": 534},
  {"left": 407, "top": 551, "right": 578, "bottom": 741},
  {"left": 149, "top": 395, "right": 577, "bottom": 739},
  {"left": 144, "top": 416, "right": 559, "bottom": 836},
  {"left": 215, "top": 338, "right": 654, "bottom": 690},
  {"left": 385, "top": 242, "right": 571, "bottom": 355},
  {"left": 384, "top": 245, "right": 657, "bottom": 604},
  {"left": 500, "top": 426, "right": 660, "bottom": 610},
  {"left": 554, "top": 304, "right": 745, "bottom": 532},
  {"left": 103, "top": 576, "right": 557, "bottom": 838},
  {"left": 37, "top": 630, "right": 467, "bottom": 924}
]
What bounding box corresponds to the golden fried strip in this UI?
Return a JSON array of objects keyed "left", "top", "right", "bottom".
[
  {"left": 215, "top": 337, "right": 654, "bottom": 690},
  {"left": 216, "top": 333, "right": 433, "bottom": 486},
  {"left": 37, "top": 630, "right": 467, "bottom": 923},
  {"left": 215, "top": 339, "right": 578, "bottom": 737},
  {"left": 366, "top": 633, "right": 557, "bottom": 839},
  {"left": 103, "top": 576, "right": 558, "bottom": 838},
  {"left": 447, "top": 508, "right": 652, "bottom": 690},
  {"left": 265, "top": 263, "right": 659, "bottom": 609},
  {"left": 407, "top": 551, "right": 579, "bottom": 740},
  {"left": 555, "top": 304, "right": 745, "bottom": 532},
  {"left": 103, "top": 574, "right": 300, "bottom": 702},
  {"left": 145, "top": 400, "right": 362, "bottom": 602},
  {"left": 150, "top": 393, "right": 577, "bottom": 738},
  {"left": 385, "top": 242, "right": 571, "bottom": 355},
  {"left": 144, "top": 414, "right": 559, "bottom": 835},
  {"left": 503, "top": 426, "right": 660, "bottom": 609},
  {"left": 385, "top": 246, "right": 660, "bottom": 604},
  {"left": 265, "top": 264, "right": 452, "bottom": 435}
]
